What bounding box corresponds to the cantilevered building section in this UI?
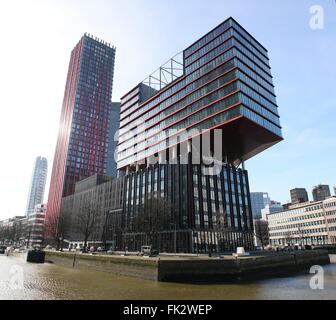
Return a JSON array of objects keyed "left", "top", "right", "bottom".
[
  {"left": 117, "top": 17, "right": 282, "bottom": 171},
  {"left": 114, "top": 17, "right": 283, "bottom": 253},
  {"left": 46, "top": 34, "right": 116, "bottom": 227}
]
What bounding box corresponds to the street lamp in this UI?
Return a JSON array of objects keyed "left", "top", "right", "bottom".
[{"left": 59, "top": 236, "right": 64, "bottom": 252}]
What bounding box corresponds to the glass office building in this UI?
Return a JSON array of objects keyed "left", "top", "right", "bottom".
[
  {"left": 250, "top": 192, "right": 271, "bottom": 219},
  {"left": 121, "top": 163, "right": 254, "bottom": 253},
  {"left": 114, "top": 17, "right": 283, "bottom": 253},
  {"left": 46, "top": 34, "right": 117, "bottom": 228},
  {"left": 118, "top": 17, "right": 282, "bottom": 171}
]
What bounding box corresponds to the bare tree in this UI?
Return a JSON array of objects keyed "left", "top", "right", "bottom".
[
  {"left": 284, "top": 230, "right": 293, "bottom": 246},
  {"left": 254, "top": 219, "right": 269, "bottom": 250},
  {"left": 44, "top": 211, "right": 70, "bottom": 250},
  {"left": 133, "top": 194, "right": 172, "bottom": 250},
  {"left": 76, "top": 196, "right": 99, "bottom": 252},
  {"left": 213, "top": 209, "right": 229, "bottom": 253}
]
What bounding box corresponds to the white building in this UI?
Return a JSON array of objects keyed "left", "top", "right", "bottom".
[
  {"left": 27, "top": 204, "right": 47, "bottom": 247},
  {"left": 261, "top": 201, "right": 283, "bottom": 221},
  {"left": 25, "top": 156, "right": 48, "bottom": 216},
  {"left": 268, "top": 197, "right": 336, "bottom": 246}
]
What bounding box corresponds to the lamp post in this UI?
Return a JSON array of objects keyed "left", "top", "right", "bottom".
[{"left": 59, "top": 236, "right": 64, "bottom": 252}]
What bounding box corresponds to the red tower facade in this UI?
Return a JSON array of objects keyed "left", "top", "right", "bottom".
[{"left": 46, "top": 34, "right": 116, "bottom": 228}]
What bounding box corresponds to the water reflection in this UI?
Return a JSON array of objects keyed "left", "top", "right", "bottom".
[{"left": 0, "top": 255, "right": 335, "bottom": 300}]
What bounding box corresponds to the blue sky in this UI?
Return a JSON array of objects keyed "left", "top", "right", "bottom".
[{"left": 0, "top": 0, "right": 335, "bottom": 219}]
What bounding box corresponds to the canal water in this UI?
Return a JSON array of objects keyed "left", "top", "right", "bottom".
[{"left": 0, "top": 254, "right": 336, "bottom": 300}]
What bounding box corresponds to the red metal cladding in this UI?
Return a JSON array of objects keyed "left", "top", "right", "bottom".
[
  {"left": 46, "top": 35, "right": 115, "bottom": 234},
  {"left": 45, "top": 39, "right": 84, "bottom": 232}
]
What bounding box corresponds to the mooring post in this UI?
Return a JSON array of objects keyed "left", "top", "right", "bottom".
[{"left": 73, "top": 254, "right": 76, "bottom": 268}]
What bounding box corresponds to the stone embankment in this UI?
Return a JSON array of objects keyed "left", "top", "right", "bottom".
[{"left": 45, "top": 250, "right": 330, "bottom": 283}]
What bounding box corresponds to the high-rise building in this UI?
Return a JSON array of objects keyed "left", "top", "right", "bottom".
[
  {"left": 333, "top": 186, "right": 336, "bottom": 196},
  {"left": 113, "top": 17, "right": 283, "bottom": 253},
  {"left": 106, "top": 102, "right": 121, "bottom": 177},
  {"left": 312, "top": 185, "right": 331, "bottom": 202},
  {"left": 250, "top": 192, "right": 271, "bottom": 219},
  {"left": 25, "top": 156, "right": 48, "bottom": 216},
  {"left": 290, "top": 188, "right": 309, "bottom": 205},
  {"left": 46, "top": 34, "right": 117, "bottom": 227}
]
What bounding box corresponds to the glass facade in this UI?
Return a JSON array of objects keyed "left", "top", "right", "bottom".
[
  {"left": 121, "top": 163, "right": 254, "bottom": 253},
  {"left": 250, "top": 192, "right": 271, "bottom": 219},
  {"left": 118, "top": 17, "right": 282, "bottom": 171},
  {"left": 25, "top": 157, "right": 48, "bottom": 217},
  {"left": 112, "top": 17, "right": 284, "bottom": 253}
]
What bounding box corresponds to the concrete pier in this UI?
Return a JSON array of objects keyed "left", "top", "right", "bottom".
[{"left": 45, "top": 250, "right": 330, "bottom": 283}]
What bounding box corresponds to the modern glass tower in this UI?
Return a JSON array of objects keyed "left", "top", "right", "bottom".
[
  {"left": 25, "top": 156, "right": 48, "bottom": 216},
  {"left": 46, "top": 34, "right": 116, "bottom": 226},
  {"left": 290, "top": 188, "right": 309, "bottom": 204},
  {"left": 250, "top": 192, "right": 271, "bottom": 219},
  {"left": 115, "top": 17, "right": 283, "bottom": 253},
  {"left": 312, "top": 185, "right": 331, "bottom": 202}
]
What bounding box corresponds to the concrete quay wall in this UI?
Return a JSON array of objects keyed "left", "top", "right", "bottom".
[
  {"left": 45, "top": 251, "right": 159, "bottom": 281},
  {"left": 45, "top": 250, "right": 330, "bottom": 283}
]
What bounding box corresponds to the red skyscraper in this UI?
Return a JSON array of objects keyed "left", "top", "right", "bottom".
[{"left": 46, "top": 34, "right": 116, "bottom": 229}]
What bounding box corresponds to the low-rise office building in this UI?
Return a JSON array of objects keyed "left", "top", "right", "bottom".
[
  {"left": 261, "top": 201, "right": 283, "bottom": 221},
  {"left": 268, "top": 197, "right": 336, "bottom": 246},
  {"left": 60, "top": 175, "right": 124, "bottom": 248}
]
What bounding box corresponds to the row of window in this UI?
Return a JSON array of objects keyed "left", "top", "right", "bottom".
[
  {"left": 239, "top": 93, "right": 279, "bottom": 125},
  {"left": 270, "top": 228, "right": 328, "bottom": 237},
  {"left": 237, "top": 71, "right": 276, "bottom": 104},
  {"left": 119, "top": 58, "right": 236, "bottom": 133},
  {"left": 184, "top": 18, "right": 268, "bottom": 61},
  {"left": 117, "top": 105, "right": 242, "bottom": 168},
  {"left": 118, "top": 72, "right": 238, "bottom": 153},
  {"left": 185, "top": 27, "right": 270, "bottom": 69},
  {"left": 120, "top": 43, "right": 274, "bottom": 137},
  {"left": 241, "top": 106, "right": 282, "bottom": 137},
  {"left": 184, "top": 20, "right": 231, "bottom": 58},
  {"left": 270, "top": 220, "right": 325, "bottom": 231},
  {"left": 269, "top": 212, "right": 325, "bottom": 225},
  {"left": 117, "top": 92, "right": 240, "bottom": 162},
  {"left": 185, "top": 37, "right": 272, "bottom": 79},
  {"left": 119, "top": 57, "right": 278, "bottom": 147}
]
